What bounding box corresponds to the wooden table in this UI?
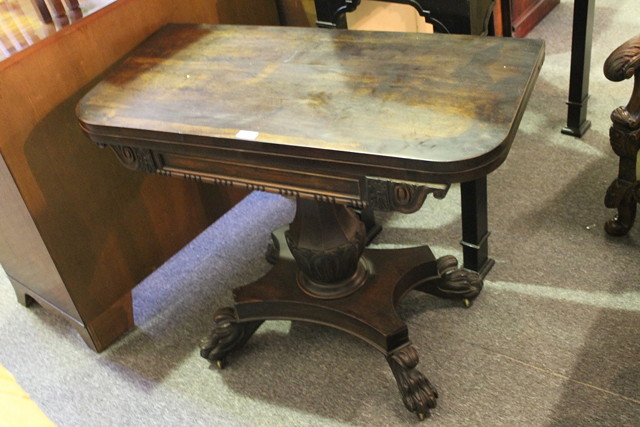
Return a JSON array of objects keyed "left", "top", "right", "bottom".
[{"left": 77, "top": 24, "right": 544, "bottom": 419}]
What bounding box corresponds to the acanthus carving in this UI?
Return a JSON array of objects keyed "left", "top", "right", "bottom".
[
  {"left": 604, "top": 34, "right": 640, "bottom": 129},
  {"left": 366, "top": 178, "right": 449, "bottom": 214},
  {"left": 199, "top": 307, "right": 263, "bottom": 368},
  {"left": 604, "top": 178, "right": 638, "bottom": 236},
  {"left": 110, "top": 146, "right": 157, "bottom": 173},
  {"left": 285, "top": 225, "right": 366, "bottom": 285},
  {"left": 609, "top": 127, "right": 640, "bottom": 158},
  {"left": 611, "top": 106, "right": 640, "bottom": 130},
  {"left": 604, "top": 34, "right": 640, "bottom": 236},
  {"left": 605, "top": 179, "right": 634, "bottom": 210}
]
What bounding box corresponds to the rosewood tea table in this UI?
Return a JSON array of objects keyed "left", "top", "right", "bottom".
[{"left": 77, "top": 24, "right": 544, "bottom": 420}]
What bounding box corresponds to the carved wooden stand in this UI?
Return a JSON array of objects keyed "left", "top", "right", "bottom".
[
  {"left": 200, "top": 198, "right": 483, "bottom": 420},
  {"left": 603, "top": 34, "right": 640, "bottom": 235}
]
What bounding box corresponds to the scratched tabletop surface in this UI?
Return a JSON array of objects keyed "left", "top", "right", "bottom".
[{"left": 78, "top": 24, "right": 544, "bottom": 177}]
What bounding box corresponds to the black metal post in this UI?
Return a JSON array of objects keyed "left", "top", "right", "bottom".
[{"left": 561, "top": 0, "right": 595, "bottom": 137}]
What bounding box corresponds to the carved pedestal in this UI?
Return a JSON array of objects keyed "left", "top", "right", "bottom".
[{"left": 200, "top": 198, "right": 483, "bottom": 420}]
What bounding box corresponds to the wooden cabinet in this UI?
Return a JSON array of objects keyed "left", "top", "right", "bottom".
[
  {"left": 0, "top": 0, "right": 278, "bottom": 352},
  {"left": 497, "top": 0, "right": 560, "bottom": 37}
]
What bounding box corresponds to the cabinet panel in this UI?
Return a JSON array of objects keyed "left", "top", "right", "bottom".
[
  {"left": 0, "top": 0, "right": 275, "bottom": 352},
  {"left": 508, "top": 0, "right": 560, "bottom": 37}
]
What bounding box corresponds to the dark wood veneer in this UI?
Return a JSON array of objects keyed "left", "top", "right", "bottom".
[{"left": 77, "top": 23, "right": 543, "bottom": 417}]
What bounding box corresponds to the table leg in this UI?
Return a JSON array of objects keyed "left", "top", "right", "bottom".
[
  {"left": 460, "top": 178, "right": 495, "bottom": 278},
  {"left": 561, "top": 0, "right": 595, "bottom": 137},
  {"left": 358, "top": 207, "right": 383, "bottom": 244},
  {"left": 199, "top": 198, "right": 483, "bottom": 419}
]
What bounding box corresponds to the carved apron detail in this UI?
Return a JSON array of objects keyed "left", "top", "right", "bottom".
[
  {"left": 110, "top": 146, "right": 157, "bottom": 173},
  {"left": 366, "top": 178, "right": 449, "bottom": 213}
]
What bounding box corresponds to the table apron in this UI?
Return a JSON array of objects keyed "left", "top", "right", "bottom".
[{"left": 105, "top": 143, "right": 450, "bottom": 213}]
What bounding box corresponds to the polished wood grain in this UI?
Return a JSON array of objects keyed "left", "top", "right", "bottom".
[
  {"left": 0, "top": 0, "right": 278, "bottom": 352},
  {"left": 76, "top": 24, "right": 543, "bottom": 417},
  {"left": 79, "top": 24, "right": 544, "bottom": 187}
]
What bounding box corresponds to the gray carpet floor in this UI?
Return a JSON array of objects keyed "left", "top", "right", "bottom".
[{"left": 1, "top": 1, "right": 639, "bottom": 425}]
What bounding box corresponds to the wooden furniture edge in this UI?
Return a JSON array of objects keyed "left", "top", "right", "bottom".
[{"left": 0, "top": 0, "right": 276, "bottom": 351}]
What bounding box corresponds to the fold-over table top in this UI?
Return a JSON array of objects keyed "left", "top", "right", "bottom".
[{"left": 78, "top": 24, "right": 544, "bottom": 184}]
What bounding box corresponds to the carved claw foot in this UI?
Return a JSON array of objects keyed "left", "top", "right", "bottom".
[
  {"left": 387, "top": 345, "right": 438, "bottom": 420},
  {"left": 604, "top": 180, "right": 636, "bottom": 236},
  {"left": 199, "top": 307, "right": 263, "bottom": 368},
  {"left": 605, "top": 215, "right": 634, "bottom": 236},
  {"left": 430, "top": 255, "right": 484, "bottom": 307}
]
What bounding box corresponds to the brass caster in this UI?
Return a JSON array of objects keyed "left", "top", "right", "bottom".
[
  {"left": 463, "top": 298, "right": 472, "bottom": 308},
  {"left": 418, "top": 413, "right": 426, "bottom": 421},
  {"left": 215, "top": 359, "right": 226, "bottom": 369}
]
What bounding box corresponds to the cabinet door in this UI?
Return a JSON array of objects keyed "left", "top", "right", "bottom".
[{"left": 510, "top": 0, "right": 559, "bottom": 37}]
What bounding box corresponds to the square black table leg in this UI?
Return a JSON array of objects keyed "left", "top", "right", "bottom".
[
  {"left": 460, "top": 178, "right": 495, "bottom": 278},
  {"left": 561, "top": 0, "right": 595, "bottom": 137}
]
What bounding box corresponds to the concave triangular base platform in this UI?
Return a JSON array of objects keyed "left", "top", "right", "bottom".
[{"left": 200, "top": 227, "right": 482, "bottom": 420}]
